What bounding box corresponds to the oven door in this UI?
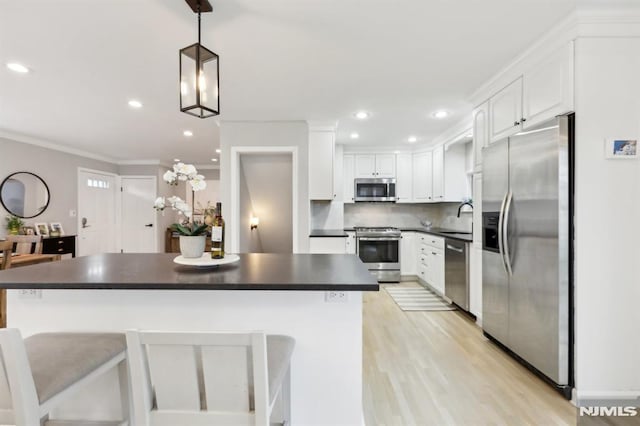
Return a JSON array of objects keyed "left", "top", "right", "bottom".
[{"left": 356, "top": 237, "right": 400, "bottom": 270}]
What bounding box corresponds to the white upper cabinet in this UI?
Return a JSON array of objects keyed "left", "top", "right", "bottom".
[
  {"left": 343, "top": 154, "right": 355, "bottom": 203},
  {"left": 489, "top": 77, "right": 523, "bottom": 143},
  {"left": 354, "top": 154, "right": 396, "bottom": 178},
  {"left": 308, "top": 129, "right": 335, "bottom": 200},
  {"left": 375, "top": 154, "right": 396, "bottom": 178},
  {"left": 473, "top": 101, "right": 489, "bottom": 171},
  {"left": 412, "top": 151, "right": 433, "bottom": 202},
  {"left": 486, "top": 42, "right": 575, "bottom": 144},
  {"left": 355, "top": 154, "right": 376, "bottom": 178},
  {"left": 432, "top": 145, "right": 445, "bottom": 201},
  {"left": 522, "top": 42, "right": 574, "bottom": 129},
  {"left": 442, "top": 143, "right": 468, "bottom": 202},
  {"left": 395, "top": 154, "right": 413, "bottom": 203}
]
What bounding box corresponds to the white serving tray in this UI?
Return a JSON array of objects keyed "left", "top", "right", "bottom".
[{"left": 173, "top": 253, "right": 240, "bottom": 268}]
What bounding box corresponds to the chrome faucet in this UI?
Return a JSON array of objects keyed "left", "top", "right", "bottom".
[{"left": 457, "top": 201, "right": 473, "bottom": 218}]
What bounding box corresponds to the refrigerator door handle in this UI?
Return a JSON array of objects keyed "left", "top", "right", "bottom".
[
  {"left": 497, "top": 192, "right": 509, "bottom": 274},
  {"left": 502, "top": 190, "right": 514, "bottom": 276}
]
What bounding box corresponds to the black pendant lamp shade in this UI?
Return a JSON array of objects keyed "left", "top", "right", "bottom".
[{"left": 180, "top": 0, "right": 219, "bottom": 118}]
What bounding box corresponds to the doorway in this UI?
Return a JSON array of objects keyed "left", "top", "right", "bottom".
[
  {"left": 121, "top": 176, "right": 157, "bottom": 253},
  {"left": 77, "top": 168, "right": 118, "bottom": 256},
  {"left": 230, "top": 147, "right": 298, "bottom": 253}
]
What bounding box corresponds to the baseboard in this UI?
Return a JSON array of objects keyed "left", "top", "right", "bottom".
[
  {"left": 400, "top": 275, "right": 418, "bottom": 282},
  {"left": 575, "top": 390, "right": 640, "bottom": 407}
]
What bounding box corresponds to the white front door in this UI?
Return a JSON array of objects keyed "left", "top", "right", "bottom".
[
  {"left": 121, "top": 176, "right": 157, "bottom": 253},
  {"left": 77, "top": 169, "right": 117, "bottom": 256}
]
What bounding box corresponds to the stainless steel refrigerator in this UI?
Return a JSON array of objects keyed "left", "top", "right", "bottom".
[{"left": 482, "top": 115, "right": 573, "bottom": 398}]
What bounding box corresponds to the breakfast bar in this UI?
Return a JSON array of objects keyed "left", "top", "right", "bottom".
[{"left": 0, "top": 253, "right": 378, "bottom": 425}]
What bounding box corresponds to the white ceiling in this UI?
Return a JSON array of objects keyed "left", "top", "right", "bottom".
[{"left": 0, "top": 0, "right": 621, "bottom": 163}]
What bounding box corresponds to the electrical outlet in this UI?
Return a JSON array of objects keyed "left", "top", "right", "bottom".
[
  {"left": 19, "top": 289, "right": 42, "bottom": 299},
  {"left": 325, "top": 291, "right": 348, "bottom": 303}
]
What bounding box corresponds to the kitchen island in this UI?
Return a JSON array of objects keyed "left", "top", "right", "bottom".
[{"left": 0, "top": 253, "right": 378, "bottom": 425}]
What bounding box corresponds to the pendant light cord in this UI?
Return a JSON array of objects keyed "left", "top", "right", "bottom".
[{"left": 197, "top": 1, "right": 201, "bottom": 45}]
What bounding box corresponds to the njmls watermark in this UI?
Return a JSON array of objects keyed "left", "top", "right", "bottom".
[
  {"left": 580, "top": 406, "right": 638, "bottom": 416},
  {"left": 577, "top": 398, "right": 640, "bottom": 425}
]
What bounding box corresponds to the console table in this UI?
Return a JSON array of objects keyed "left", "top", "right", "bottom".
[{"left": 42, "top": 235, "right": 76, "bottom": 258}]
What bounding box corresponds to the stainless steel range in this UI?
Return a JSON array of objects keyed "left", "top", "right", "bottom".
[{"left": 354, "top": 227, "right": 401, "bottom": 282}]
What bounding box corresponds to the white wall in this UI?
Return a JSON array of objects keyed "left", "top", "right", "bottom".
[
  {"left": 0, "top": 137, "right": 118, "bottom": 239},
  {"left": 220, "top": 121, "right": 309, "bottom": 253},
  {"left": 573, "top": 37, "right": 640, "bottom": 401},
  {"left": 239, "top": 154, "right": 293, "bottom": 253}
]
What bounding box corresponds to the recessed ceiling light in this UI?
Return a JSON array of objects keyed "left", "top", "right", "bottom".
[
  {"left": 183, "top": 130, "right": 193, "bottom": 137},
  {"left": 174, "top": 158, "right": 180, "bottom": 162},
  {"left": 6, "top": 63, "right": 30, "bottom": 73},
  {"left": 432, "top": 110, "right": 448, "bottom": 119},
  {"left": 350, "top": 132, "right": 360, "bottom": 139},
  {"left": 211, "top": 158, "right": 218, "bottom": 162},
  {"left": 215, "top": 149, "right": 221, "bottom": 153},
  {"left": 408, "top": 136, "right": 418, "bottom": 143},
  {"left": 354, "top": 111, "right": 369, "bottom": 120},
  {"left": 128, "top": 100, "right": 143, "bottom": 108}
]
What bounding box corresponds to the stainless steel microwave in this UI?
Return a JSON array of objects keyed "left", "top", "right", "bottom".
[{"left": 354, "top": 178, "right": 397, "bottom": 202}]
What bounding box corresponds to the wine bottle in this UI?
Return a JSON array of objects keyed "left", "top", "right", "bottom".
[{"left": 211, "top": 202, "right": 225, "bottom": 259}]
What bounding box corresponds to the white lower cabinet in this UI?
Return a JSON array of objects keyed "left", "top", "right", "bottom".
[
  {"left": 345, "top": 232, "right": 356, "bottom": 254},
  {"left": 416, "top": 234, "right": 445, "bottom": 295},
  {"left": 309, "top": 237, "right": 347, "bottom": 254},
  {"left": 400, "top": 232, "right": 417, "bottom": 276}
]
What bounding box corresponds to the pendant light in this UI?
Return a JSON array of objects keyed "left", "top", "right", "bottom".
[{"left": 180, "top": 0, "right": 220, "bottom": 118}]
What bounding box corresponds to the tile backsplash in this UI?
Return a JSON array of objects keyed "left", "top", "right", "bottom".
[{"left": 344, "top": 202, "right": 472, "bottom": 231}]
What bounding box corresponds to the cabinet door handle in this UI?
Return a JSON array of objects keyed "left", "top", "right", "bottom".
[
  {"left": 514, "top": 121, "right": 520, "bottom": 126},
  {"left": 521, "top": 117, "right": 527, "bottom": 122}
]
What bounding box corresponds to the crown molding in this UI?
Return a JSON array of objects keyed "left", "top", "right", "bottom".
[
  {"left": 0, "top": 129, "right": 118, "bottom": 164},
  {"left": 117, "top": 159, "right": 163, "bottom": 166},
  {"left": 307, "top": 121, "right": 338, "bottom": 132},
  {"left": 194, "top": 164, "right": 220, "bottom": 170}
]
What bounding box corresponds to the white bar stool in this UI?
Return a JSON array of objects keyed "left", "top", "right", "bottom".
[
  {"left": 0, "top": 329, "right": 129, "bottom": 426},
  {"left": 126, "top": 330, "right": 295, "bottom": 426}
]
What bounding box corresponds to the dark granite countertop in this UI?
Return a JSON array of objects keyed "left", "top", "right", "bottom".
[
  {"left": 309, "top": 229, "right": 348, "bottom": 237},
  {"left": 343, "top": 227, "right": 472, "bottom": 242},
  {"left": 401, "top": 228, "right": 473, "bottom": 243},
  {"left": 0, "top": 253, "right": 379, "bottom": 291}
]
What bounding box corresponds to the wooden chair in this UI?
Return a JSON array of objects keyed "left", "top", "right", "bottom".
[
  {"left": 6, "top": 236, "right": 42, "bottom": 255},
  {"left": 0, "top": 241, "right": 12, "bottom": 271},
  {"left": 126, "top": 330, "right": 295, "bottom": 426},
  {"left": 0, "top": 241, "right": 13, "bottom": 328},
  {"left": 0, "top": 329, "right": 129, "bottom": 426}
]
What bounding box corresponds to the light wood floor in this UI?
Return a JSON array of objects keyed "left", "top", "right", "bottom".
[{"left": 363, "top": 282, "right": 577, "bottom": 426}]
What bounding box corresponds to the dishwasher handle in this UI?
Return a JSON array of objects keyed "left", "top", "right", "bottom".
[{"left": 446, "top": 244, "right": 464, "bottom": 253}]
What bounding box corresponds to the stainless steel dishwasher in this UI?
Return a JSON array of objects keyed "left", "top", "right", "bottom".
[{"left": 444, "top": 239, "right": 469, "bottom": 311}]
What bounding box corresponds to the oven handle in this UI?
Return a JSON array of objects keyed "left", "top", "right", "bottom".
[{"left": 357, "top": 237, "right": 401, "bottom": 241}]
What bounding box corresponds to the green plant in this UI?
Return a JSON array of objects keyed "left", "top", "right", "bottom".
[
  {"left": 171, "top": 223, "right": 208, "bottom": 237},
  {"left": 5, "top": 215, "right": 24, "bottom": 231}
]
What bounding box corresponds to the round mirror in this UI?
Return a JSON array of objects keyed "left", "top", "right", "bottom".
[{"left": 0, "top": 172, "right": 50, "bottom": 219}]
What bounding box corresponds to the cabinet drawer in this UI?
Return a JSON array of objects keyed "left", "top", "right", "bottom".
[
  {"left": 42, "top": 236, "right": 75, "bottom": 255},
  {"left": 418, "top": 234, "right": 444, "bottom": 250},
  {"left": 418, "top": 265, "right": 428, "bottom": 283},
  {"left": 419, "top": 253, "right": 429, "bottom": 267}
]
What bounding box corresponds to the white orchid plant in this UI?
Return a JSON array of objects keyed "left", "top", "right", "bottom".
[{"left": 154, "top": 162, "right": 209, "bottom": 236}]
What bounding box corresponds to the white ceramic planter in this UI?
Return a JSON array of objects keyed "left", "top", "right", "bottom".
[{"left": 179, "top": 235, "right": 206, "bottom": 258}]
